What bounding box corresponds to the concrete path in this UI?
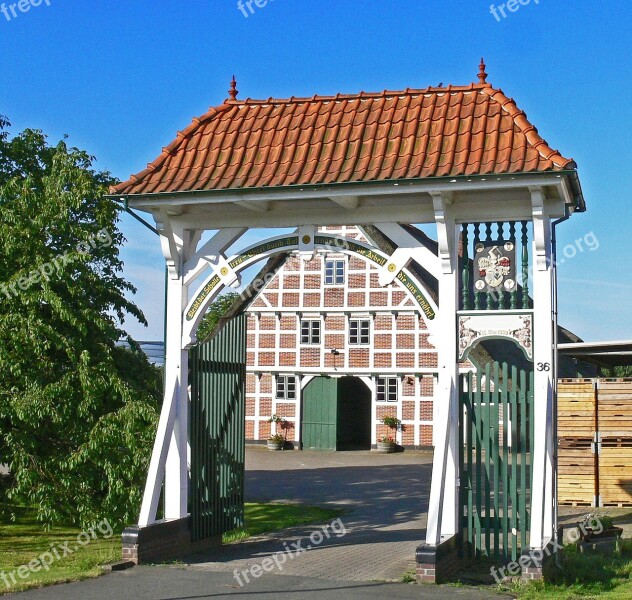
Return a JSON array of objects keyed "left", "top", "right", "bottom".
[
  {"left": 4, "top": 566, "right": 505, "bottom": 599},
  {"left": 182, "top": 447, "right": 433, "bottom": 583}
]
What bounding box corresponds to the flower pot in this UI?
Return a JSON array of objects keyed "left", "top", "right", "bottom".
[
  {"left": 377, "top": 441, "right": 396, "bottom": 454},
  {"left": 267, "top": 439, "right": 284, "bottom": 451},
  {"left": 583, "top": 526, "right": 623, "bottom": 542}
]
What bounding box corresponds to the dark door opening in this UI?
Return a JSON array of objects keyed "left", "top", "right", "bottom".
[{"left": 337, "top": 377, "right": 372, "bottom": 451}]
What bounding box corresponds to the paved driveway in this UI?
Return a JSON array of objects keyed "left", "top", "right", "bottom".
[
  {"left": 183, "top": 447, "right": 433, "bottom": 582},
  {"left": 5, "top": 448, "right": 513, "bottom": 599}
]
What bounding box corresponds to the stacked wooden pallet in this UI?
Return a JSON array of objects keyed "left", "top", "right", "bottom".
[
  {"left": 557, "top": 378, "right": 632, "bottom": 507},
  {"left": 598, "top": 380, "right": 632, "bottom": 506},
  {"left": 557, "top": 380, "right": 596, "bottom": 506}
]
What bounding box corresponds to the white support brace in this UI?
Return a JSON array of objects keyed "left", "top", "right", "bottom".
[
  {"left": 139, "top": 217, "right": 200, "bottom": 526},
  {"left": 183, "top": 228, "right": 247, "bottom": 286},
  {"left": 372, "top": 223, "right": 440, "bottom": 280},
  {"left": 529, "top": 186, "right": 555, "bottom": 549},
  {"left": 425, "top": 193, "right": 459, "bottom": 546}
]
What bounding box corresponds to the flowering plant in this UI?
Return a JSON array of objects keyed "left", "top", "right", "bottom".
[
  {"left": 380, "top": 435, "right": 395, "bottom": 444},
  {"left": 268, "top": 414, "right": 289, "bottom": 441}
]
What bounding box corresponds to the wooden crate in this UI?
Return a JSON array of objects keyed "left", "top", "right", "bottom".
[
  {"left": 558, "top": 443, "right": 595, "bottom": 505},
  {"left": 558, "top": 381, "right": 596, "bottom": 437},
  {"left": 599, "top": 445, "right": 632, "bottom": 506},
  {"left": 556, "top": 380, "right": 632, "bottom": 507},
  {"left": 597, "top": 381, "right": 632, "bottom": 435}
]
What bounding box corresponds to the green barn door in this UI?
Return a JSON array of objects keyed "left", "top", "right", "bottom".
[
  {"left": 190, "top": 313, "right": 246, "bottom": 542},
  {"left": 302, "top": 377, "right": 338, "bottom": 450}
]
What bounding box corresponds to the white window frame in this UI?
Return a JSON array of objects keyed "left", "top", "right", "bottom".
[
  {"left": 349, "top": 318, "right": 371, "bottom": 345},
  {"left": 300, "top": 319, "right": 321, "bottom": 345},
  {"left": 376, "top": 377, "right": 399, "bottom": 403},
  {"left": 276, "top": 375, "right": 297, "bottom": 400},
  {"left": 325, "top": 259, "right": 345, "bottom": 285}
]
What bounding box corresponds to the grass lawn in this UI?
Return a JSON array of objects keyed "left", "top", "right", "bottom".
[
  {"left": 507, "top": 540, "right": 632, "bottom": 599},
  {"left": 0, "top": 503, "right": 344, "bottom": 595}
]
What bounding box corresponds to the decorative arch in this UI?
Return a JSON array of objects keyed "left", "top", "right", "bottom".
[
  {"left": 458, "top": 313, "right": 533, "bottom": 363},
  {"left": 182, "top": 232, "right": 439, "bottom": 347}
]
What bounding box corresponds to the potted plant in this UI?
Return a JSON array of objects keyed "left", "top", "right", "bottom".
[
  {"left": 267, "top": 415, "right": 287, "bottom": 451},
  {"left": 377, "top": 416, "right": 401, "bottom": 453},
  {"left": 377, "top": 434, "right": 396, "bottom": 454},
  {"left": 577, "top": 513, "right": 624, "bottom": 555},
  {"left": 579, "top": 513, "right": 623, "bottom": 542}
]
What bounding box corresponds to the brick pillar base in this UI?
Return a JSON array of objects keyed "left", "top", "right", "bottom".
[
  {"left": 122, "top": 517, "right": 222, "bottom": 564},
  {"left": 519, "top": 541, "right": 558, "bottom": 582},
  {"left": 415, "top": 534, "right": 464, "bottom": 584}
]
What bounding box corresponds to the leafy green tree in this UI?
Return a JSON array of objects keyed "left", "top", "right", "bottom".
[
  {"left": 197, "top": 292, "right": 240, "bottom": 341},
  {"left": 0, "top": 116, "right": 161, "bottom": 528},
  {"left": 600, "top": 366, "right": 632, "bottom": 378}
]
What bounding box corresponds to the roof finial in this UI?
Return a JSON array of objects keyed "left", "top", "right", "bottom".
[
  {"left": 478, "top": 58, "right": 489, "bottom": 85},
  {"left": 228, "top": 75, "right": 238, "bottom": 100}
]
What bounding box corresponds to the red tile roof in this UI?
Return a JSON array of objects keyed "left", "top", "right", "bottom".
[{"left": 112, "top": 77, "right": 576, "bottom": 196}]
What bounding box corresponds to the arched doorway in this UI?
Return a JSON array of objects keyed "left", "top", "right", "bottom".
[{"left": 301, "top": 376, "right": 372, "bottom": 451}]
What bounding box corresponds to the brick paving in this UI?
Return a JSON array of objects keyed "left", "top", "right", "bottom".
[{"left": 182, "top": 447, "right": 433, "bottom": 582}]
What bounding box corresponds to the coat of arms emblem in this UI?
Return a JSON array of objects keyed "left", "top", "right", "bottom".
[{"left": 473, "top": 241, "right": 516, "bottom": 292}]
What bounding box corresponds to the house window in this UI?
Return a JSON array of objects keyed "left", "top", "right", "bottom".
[
  {"left": 300, "top": 320, "right": 321, "bottom": 345},
  {"left": 349, "top": 319, "right": 371, "bottom": 345},
  {"left": 276, "top": 375, "right": 297, "bottom": 400},
  {"left": 377, "top": 377, "right": 398, "bottom": 402},
  {"left": 325, "top": 259, "right": 345, "bottom": 285}
]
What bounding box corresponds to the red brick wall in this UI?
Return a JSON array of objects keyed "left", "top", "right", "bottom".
[
  {"left": 275, "top": 403, "right": 296, "bottom": 418},
  {"left": 260, "top": 375, "right": 272, "bottom": 394},
  {"left": 324, "top": 288, "right": 344, "bottom": 307},
  {"left": 349, "top": 348, "right": 370, "bottom": 368},
  {"left": 325, "top": 315, "right": 345, "bottom": 330},
  {"left": 402, "top": 401, "right": 415, "bottom": 420}
]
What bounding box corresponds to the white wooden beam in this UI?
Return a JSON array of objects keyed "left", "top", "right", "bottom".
[
  {"left": 373, "top": 223, "right": 440, "bottom": 279},
  {"left": 426, "top": 196, "right": 459, "bottom": 545},
  {"left": 329, "top": 196, "right": 359, "bottom": 209},
  {"left": 235, "top": 200, "right": 270, "bottom": 213},
  {"left": 529, "top": 187, "right": 555, "bottom": 549},
  {"left": 183, "top": 228, "right": 247, "bottom": 286},
  {"left": 138, "top": 375, "right": 178, "bottom": 527}
]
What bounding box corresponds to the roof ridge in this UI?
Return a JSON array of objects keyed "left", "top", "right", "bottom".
[
  {"left": 480, "top": 86, "right": 576, "bottom": 169},
  {"left": 223, "top": 83, "right": 488, "bottom": 106}
]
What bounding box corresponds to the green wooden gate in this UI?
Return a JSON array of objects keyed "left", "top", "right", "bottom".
[
  {"left": 302, "top": 377, "right": 338, "bottom": 450},
  {"left": 190, "top": 314, "right": 246, "bottom": 542},
  {"left": 459, "top": 361, "right": 535, "bottom": 561}
]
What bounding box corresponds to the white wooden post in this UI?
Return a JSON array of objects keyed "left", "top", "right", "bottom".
[
  {"left": 426, "top": 193, "right": 459, "bottom": 544},
  {"left": 138, "top": 217, "right": 189, "bottom": 526},
  {"left": 529, "top": 187, "right": 555, "bottom": 548},
  {"left": 138, "top": 224, "right": 246, "bottom": 526}
]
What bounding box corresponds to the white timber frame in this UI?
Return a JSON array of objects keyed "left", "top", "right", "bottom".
[{"left": 121, "top": 173, "right": 580, "bottom": 552}]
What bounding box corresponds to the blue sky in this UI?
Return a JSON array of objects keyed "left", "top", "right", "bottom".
[{"left": 1, "top": 0, "right": 630, "bottom": 342}]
